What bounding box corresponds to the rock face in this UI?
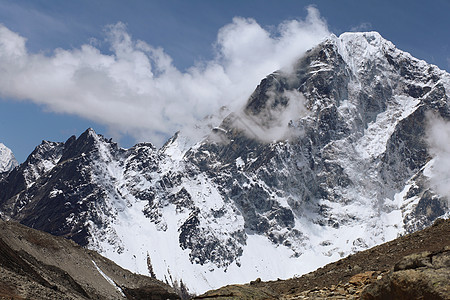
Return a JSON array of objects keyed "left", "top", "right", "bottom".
[
  {"left": 0, "top": 143, "right": 18, "bottom": 173},
  {"left": 0, "top": 219, "right": 179, "bottom": 300},
  {"left": 0, "top": 32, "right": 449, "bottom": 294}
]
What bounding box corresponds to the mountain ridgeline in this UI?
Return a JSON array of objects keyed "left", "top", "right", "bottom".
[{"left": 0, "top": 32, "right": 449, "bottom": 294}]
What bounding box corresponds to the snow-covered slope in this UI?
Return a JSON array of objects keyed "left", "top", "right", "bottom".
[
  {"left": 0, "top": 32, "right": 449, "bottom": 295},
  {"left": 0, "top": 143, "right": 18, "bottom": 173}
]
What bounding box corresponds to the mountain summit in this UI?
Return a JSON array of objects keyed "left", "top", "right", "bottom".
[
  {"left": 0, "top": 32, "right": 449, "bottom": 294},
  {"left": 0, "top": 143, "right": 18, "bottom": 173}
]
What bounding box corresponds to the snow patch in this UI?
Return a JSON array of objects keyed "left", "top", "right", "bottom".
[
  {"left": 356, "top": 95, "right": 420, "bottom": 159},
  {"left": 235, "top": 157, "right": 245, "bottom": 168},
  {"left": 92, "top": 260, "right": 125, "bottom": 297},
  {"left": 49, "top": 189, "right": 63, "bottom": 198}
]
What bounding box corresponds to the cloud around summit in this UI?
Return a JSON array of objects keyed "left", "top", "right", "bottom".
[
  {"left": 0, "top": 6, "right": 329, "bottom": 146},
  {"left": 426, "top": 112, "right": 450, "bottom": 205}
]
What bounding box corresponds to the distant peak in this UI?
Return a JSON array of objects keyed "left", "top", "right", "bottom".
[
  {"left": 85, "top": 127, "right": 97, "bottom": 136},
  {"left": 337, "top": 31, "right": 394, "bottom": 50},
  {"left": 325, "top": 31, "right": 397, "bottom": 77},
  {"left": 77, "top": 128, "right": 101, "bottom": 142},
  {"left": 0, "top": 142, "right": 19, "bottom": 172},
  {"left": 339, "top": 31, "right": 383, "bottom": 40}
]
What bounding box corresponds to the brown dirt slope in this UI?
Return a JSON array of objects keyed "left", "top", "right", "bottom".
[
  {"left": 0, "top": 219, "right": 180, "bottom": 300},
  {"left": 196, "top": 218, "right": 450, "bottom": 299}
]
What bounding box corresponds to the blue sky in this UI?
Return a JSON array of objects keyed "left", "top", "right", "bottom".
[{"left": 0, "top": 0, "right": 449, "bottom": 162}]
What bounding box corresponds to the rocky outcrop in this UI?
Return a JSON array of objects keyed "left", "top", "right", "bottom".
[
  {"left": 278, "top": 247, "right": 450, "bottom": 300},
  {"left": 362, "top": 248, "right": 450, "bottom": 300}
]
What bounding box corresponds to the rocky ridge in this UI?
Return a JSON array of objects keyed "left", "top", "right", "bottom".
[{"left": 0, "top": 218, "right": 179, "bottom": 300}]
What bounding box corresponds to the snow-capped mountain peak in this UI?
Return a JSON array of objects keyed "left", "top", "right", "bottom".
[
  {"left": 0, "top": 143, "right": 18, "bottom": 173},
  {"left": 0, "top": 32, "right": 449, "bottom": 294}
]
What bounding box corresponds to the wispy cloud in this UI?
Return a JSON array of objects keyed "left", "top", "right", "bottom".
[
  {"left": 232, "top": 88, "right": 308, "bottom": 143},
  {"left": 426, "top": 112, "right": 450, "bottom": 205},
  {"left": 0, "top": 6, "right": 329, "bottom": 146},
  {"left": 350, "top": 22, "right": 372, "bottom": 32},
  {"left": 0, "top": 2, "right": 73, "bottom": 50}
]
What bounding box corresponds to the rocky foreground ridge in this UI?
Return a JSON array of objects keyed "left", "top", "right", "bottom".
[
  {"left": 0, "top": 217, "right": 447, "bottom": 299},
  {"left": 196, "top": 217, "right": 450, "bottom": 299},
  {"left": 0, "top": 219, "right": 179, "bottom": 300}
]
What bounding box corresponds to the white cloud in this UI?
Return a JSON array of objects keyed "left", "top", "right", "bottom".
[
  {"left": 0, "top": 6, "right": 329, "bottom": 146},
  {"left": 350, "top": 22, "right": 372, "bottom": 32},
  {"left": 426, "top": 112, "right": 450, "bottom": 205},
  {"left": 232, "top": 88, "right": 308, "bottom": 143}
]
